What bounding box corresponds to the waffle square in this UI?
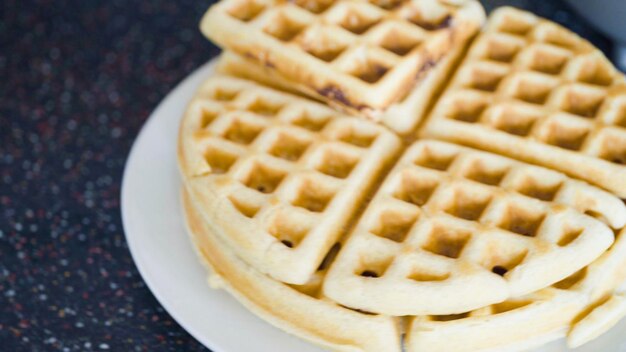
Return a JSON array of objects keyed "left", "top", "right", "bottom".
[
  {"left": 200, "top": 0, "right": 485, "bottom": 121},
  {"left": 178, "top": 76, "right": 402, "bottom": 285},
  {"left": 323, "top": 140, "right": 622, "bottom": 316},
  {"left": 420, "top": 7, "right": 626, "bottom": 196},
  {"left": 182, "top": 189, "right": 402, "bottom": 352}
]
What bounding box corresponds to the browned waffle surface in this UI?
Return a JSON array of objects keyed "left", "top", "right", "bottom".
[
  {"left": 201, "top": 0, "right": 485, "bottom": 119},
  {"left": 421, "top": 7, "right": 626, "bottom": 196},
  {"left": 178, "top": 76, "right": 402, "bottom": 285}
]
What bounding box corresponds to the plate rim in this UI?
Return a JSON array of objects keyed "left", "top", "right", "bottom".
[
  {"left": 120, "top": 60, "right": 226, "bottom": 352},
  {"left": 120, "top": 60, "right": 324, "bottom": 352}
]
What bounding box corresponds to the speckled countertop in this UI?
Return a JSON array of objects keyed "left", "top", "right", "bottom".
[{"left": 0, "top": 1, "right": 616, "bottom": 351}]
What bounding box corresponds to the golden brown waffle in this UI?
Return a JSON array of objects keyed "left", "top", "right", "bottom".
[
  {"left": 178, "top": 76, "right": 402, "bottom": 285},
  {"left": 200, "top": 0, "right": 485, "bottom": 121},
  {"left": 178, "top": 79, "right": 626, "bottom": 350},
  {"left": 217, "top": 47, "right": 467, "bottom": 135},
  {"left": 323, "top": 140, "right": 623, "bottom": 316},
  {"left": 184, "top": 180, "right": 626, "bottom": 352},
  {"left": 420, "top": 7, "right": 626, "bottom": 196},
  {"left": 181, "top": 189, "right": 402, "bottom": 352},
  {"left": 178, "top": 5, "right": 626, "bottom": 349},
  {"left": 409, "top": 226, "right": 626, "bottom": 351}
]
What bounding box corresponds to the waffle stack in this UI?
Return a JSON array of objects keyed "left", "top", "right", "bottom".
[{"left": 179, "top": 3, "right": 626, "bottom": 351}]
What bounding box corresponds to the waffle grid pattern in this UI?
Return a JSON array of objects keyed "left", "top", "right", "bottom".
[
  {"left": 422, "top": 7, "right": 626, "bottom": 196},
  {"left": 182, "top": 5, "right": 626, "bottom": 350},
  {"left": 180, "top": 76, "right": 401, "bottom": 284},
  {"left": 202, "top": 0, "right": 482, "bottom": 112},
  {"left": 183, "top": 191, "right": 403, "bottom": 352},
  {"left": 324, "top": 140, "right": 616, "bottom": 315},
  {"left": 215, "top": 47, "right": 470, "bottom": 135}
]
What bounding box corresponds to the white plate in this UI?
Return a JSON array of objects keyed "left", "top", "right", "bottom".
[{"left": 121, "top": 60, "right": 626, "bottom": 352}]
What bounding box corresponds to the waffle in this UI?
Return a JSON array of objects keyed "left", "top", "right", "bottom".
[
  {"left": 568, "top": 291, "right": 626, "bottom": 348},
  {"left": 324, "top": 140, "right": 623, "bottom": 316},
  {"left": 217, "top": 47, "right": 467, "bottom": 135},
  {"left": 183, "top": 176, "right": 626, "bottom": 352},
  {"left": 200, "top": 0, "right": 485, "bottom": 122},
  {"left": 409, "top": 226, "right": 626, "bottom": 351},
  {"left": 178, "top": 76, "right": 402, "bottom": 285},
  {"left": 409, "top": 288, "right": 586, "bottom": 352},
  {"left": 181, "top": 189, "right": 402, "bottom": 352},
  {"left": 420, "top": 7, "right": 626, "bottom": 196},
  {"left": 564, "top": 226, "right": 626, "bottom": 348}
]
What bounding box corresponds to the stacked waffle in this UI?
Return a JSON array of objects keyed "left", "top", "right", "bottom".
[{"left": 179, "top": 2, "right": 626, "bottom": 351}]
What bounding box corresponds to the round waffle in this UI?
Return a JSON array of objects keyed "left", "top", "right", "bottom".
[{"left": 176, "top": 3, "right": 626, "bottom": 350}]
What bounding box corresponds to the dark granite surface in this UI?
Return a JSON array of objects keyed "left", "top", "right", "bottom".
[{"left": 0, "top": 1, "right": 616, "bottom": 351}]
